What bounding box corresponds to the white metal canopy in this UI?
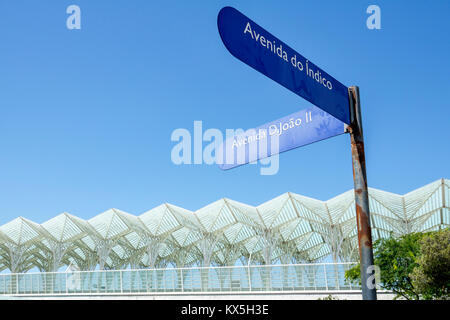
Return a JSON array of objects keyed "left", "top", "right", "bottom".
[{"left": 0, "top": 178, "right": 448, "bottom": 273}]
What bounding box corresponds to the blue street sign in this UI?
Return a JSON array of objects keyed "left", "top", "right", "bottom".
[
  {"left": 218, "top": 6, "right": 351, "bottom": 125},
  {"left": 217, "top": 106, "right": 347, "bottom": 170}
]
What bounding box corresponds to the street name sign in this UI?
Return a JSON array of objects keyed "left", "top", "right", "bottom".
[
  {"left": 217, "top": 106, "right": 346, "bottom": 170},
  {"left": 218, "top": 6, "right": 351, "bottom": 124}
]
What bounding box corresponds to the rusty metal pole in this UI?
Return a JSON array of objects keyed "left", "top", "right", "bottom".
[{"left": 348, "top": 86, "right": 377, "bottom": 300}]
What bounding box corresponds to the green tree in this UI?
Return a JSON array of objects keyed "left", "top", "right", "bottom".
[
  {"left": 345, "top": 232, "right": 426, "bottom": 299},
  {"left": 410, "top": 229, "right": 450, "bottom": 300}
]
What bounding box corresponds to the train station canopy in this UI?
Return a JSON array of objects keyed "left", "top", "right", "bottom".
[{"left": 0, "top": 179, "right": 448, "bottom": 273}]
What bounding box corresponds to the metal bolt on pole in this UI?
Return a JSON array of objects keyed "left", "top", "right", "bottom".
[{"left": 348, "top": 86, "right": 377, "bottom": 300}]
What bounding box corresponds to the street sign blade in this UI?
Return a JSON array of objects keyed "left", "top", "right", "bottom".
[
  {"left": 217, "top": 6, "right": 351, "bottom": 125},
  {"left": 217, "top": 106, "right": 347, "bottom": 170}
]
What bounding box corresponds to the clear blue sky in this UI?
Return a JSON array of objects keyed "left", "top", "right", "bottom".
[{"left": 1, "top": 0, "right": 449, "bottom": 225}]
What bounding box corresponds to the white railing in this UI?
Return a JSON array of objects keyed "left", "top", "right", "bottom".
[{"left": 0, "top": 262, "right": 359, "bottom": 295}]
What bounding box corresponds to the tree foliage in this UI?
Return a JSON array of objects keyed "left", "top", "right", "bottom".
[
  {"left": 345, "top": 233, "right": 448, "bottom": 300},
  {"left": 410, "top": 229, "right": 450, "bottom": 299}
]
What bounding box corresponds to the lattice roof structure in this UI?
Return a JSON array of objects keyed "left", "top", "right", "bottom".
[{"left": 0, "top": 179, "right": 448, "bottom": 273}]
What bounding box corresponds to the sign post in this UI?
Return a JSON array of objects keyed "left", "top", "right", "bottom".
[
  {"left": 217, "top": 7, "right": 377, "bottom": 300},
  {"left": 348, "top": 86, "right": 377, "bottom": 300}
]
